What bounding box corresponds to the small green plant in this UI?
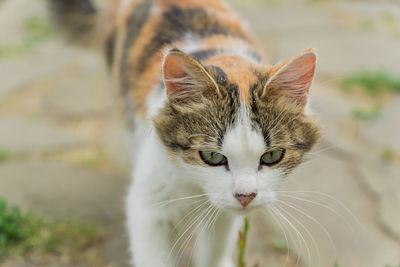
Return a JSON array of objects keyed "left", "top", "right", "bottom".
[
  {"left": 0, "top": 14, "right": 54, "bottom": 57},
  {"left": 0, "top": 197, "right": 104, "bottom": 262},
  {"left": 238, "top": 217, "right": 249, "bottom": 267},
  {"left": 237, "top": 217, "right": 260, "bottom": 267},
  {"left": 0, "top": 197, "right": 36, "bottom": 260},
  {"left": 0, "top": 148, "right": 10, "bottom": 162},
  {"left": 78, "top": 149, "right": 103, "bottom": 168},
  {"left": 381, "top": 11, "right": 399, "bottom": 37},
  {"left": 358, "top": 18, "right": 374, "bottom": 33},
  {"left": 341, "top": 70, "right": 400, "bottom": 96},
  {"left": 381, "top": 147, "right": 395, "bottom": 162},
  {"left": 384, "top": 264, "right": 400, "bottom": 267},
  {"left": 352, "top": 106, "right": 382, "bottom": 121},
  {"left": 272, "top": 236, "right": 289, "bottom": 254}
]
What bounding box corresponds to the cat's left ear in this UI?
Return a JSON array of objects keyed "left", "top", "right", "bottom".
[
  {"left": 262, "top": 49, "right": 317, "bottom": 106},
  {"left": 162, "top": 49, "right": 220, "bottom": 104}
]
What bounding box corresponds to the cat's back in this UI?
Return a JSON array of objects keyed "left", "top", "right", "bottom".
[{"left": 106, "top": 0, "right": 254, "bottom": 119}]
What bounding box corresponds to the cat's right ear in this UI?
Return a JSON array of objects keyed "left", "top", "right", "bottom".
[{"left": 162, "top": 49, "right": 220, "bottom": 104}]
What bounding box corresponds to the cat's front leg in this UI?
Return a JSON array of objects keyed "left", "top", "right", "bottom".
[
  {"left": 127, "top": 191, "right": 174, "bottom": 267},
  {"left": 193, "top": 212, "right": 242, "bottom": 267}
]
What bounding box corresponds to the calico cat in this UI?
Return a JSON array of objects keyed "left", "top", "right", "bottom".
[{"left": 49, "top": 0, "right": 321, "bottom": 266}]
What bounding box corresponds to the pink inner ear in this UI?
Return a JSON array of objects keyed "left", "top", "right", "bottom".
[
  {"left": 163, "top": 54, "right": 187, "bottom": 96},
  {"left": 268, "top": 52, "right": 316, "bottom": 105}
]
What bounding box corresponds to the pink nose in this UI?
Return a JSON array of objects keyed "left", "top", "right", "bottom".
[{"left": 234, "top": 192, "right": 257, "bottom": 208}]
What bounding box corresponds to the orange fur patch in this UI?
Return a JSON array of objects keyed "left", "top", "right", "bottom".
[
  {"left": 203, "top": 55, "right": 260, "bottom": 104},
  {"left": 107, "top": 0, "right": 262, "bottom": 118}
]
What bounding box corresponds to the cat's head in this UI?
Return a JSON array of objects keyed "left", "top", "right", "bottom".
[{"left": 153, "top": 48, "right": 321, "bottom": 213}]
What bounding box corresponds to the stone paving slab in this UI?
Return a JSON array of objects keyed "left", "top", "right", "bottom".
[
  {"left": 378, "top": 165, "right": 400, "bottom": 238},
  {"left": 0, "top": 161, "right": 129, "bottom": 223},
  {"left": 355, "top": 158, "right": 392, "bottom": 198},
  {"left": 0, "top": 39, "right": 91, "bottom": 98},
  {"left": 44, "top": 61, "right": 113, "bottom": 119},
  {"left": 0, "top": 116, "right": 83, "bottom": 153},
  {"left": 233, "top": 1, "right": 400, "bottom": 76},
  {"left": 310, "top": 84, "right": 400, "bottom": 242},
  {"left": 102, "top": 116, "right": 131, "bottom": 174},
  {"left": 329, "top": 1, "right": 400, "bottom": 36},
  {"left": 360, "top": 96, "right": 400, "bottom": 155}
]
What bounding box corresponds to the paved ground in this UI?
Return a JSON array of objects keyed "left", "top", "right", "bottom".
[{"left": 0, "top": 0, "right": 400, "bottom": 266}]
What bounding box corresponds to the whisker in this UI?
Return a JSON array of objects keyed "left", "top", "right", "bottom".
[
  {"left": 188, "top": 133, "right": 219, "bottom": 142},
  {"left": 267, "top": 110, "right": 293, "bottom": 137},
  {"left": 270, "top": 205, "right": 304, "bottom": 267},
  {"left": 176, "top": 205, "right": 215, "bottom": 265},
  {"left": 151, "top": 194, "right": 208, "bottom": 208},
  {"left": 277, "top": 190, "right": 363, "bottom": 229},
  {"left": 190, "top": 206, "right": 218, "bottom": 263},
  {"left": 275, "top": 201, "right": 321, "bottom": 267},
  {"left": 276, "top": 200, "right": 338, "bottom": 261},
  {"left": 267, "top": 207, "right": 291, "bottom": 264},
  {"left": 306, "top": 145, "right": 335, "bottom": 156},
  {"left": 209, "top": 208, "right": 221, "bottom": 238},
  {"left": 313, "top": 76, "right": 344, "bottom": 87},
  {"left": 278, "top": 193, "right": 356, "bottom": 239},
  {"left": 274, "top": 204, "right": 312, "bottom": 267},
  {"left": 269, "top": 113, "right": 302, "bottom": 139},
  {"left": 173, "top": 199, "right": 210, "bottom": 232},
  {"left": 168, "top": 201, "right": 210, "bottom": 263}
]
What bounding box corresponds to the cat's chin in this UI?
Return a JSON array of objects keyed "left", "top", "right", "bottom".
[{"left": 222, "top": 205, "right": 262, "bottom": 215}]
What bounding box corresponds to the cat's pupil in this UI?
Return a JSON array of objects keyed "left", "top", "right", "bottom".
[
  {"left": 261, "top": 149, "right": 284, "bottom": 166},
  {"left": 199, "top": 151, "right": 226, "bottom": 166}
]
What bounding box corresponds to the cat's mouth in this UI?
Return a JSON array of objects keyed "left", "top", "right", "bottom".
[
  {"left": 221, "top": 201, "right": 270, "bottom": 215},
  {"left": 228, "top": 205, "right": 260, "bottom": 214}
]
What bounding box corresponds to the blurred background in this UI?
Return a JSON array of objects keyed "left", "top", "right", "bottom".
[{"left": 0, "top": 0, "right": 399, "bottom": 266}]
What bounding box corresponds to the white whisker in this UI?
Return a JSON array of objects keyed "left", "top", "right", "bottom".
[
  {"left": 151, "top": 194, "right": 208, "bottom": 208},
  {"left": 275, "top": 201, "right": 321, "bottom": 267},
  {"left": 168, "top": 201, "right": 210, "bottom": 263},
  {"left": 267, "top": 207, "right": 291, "bottom": 264},
  {"left": 270, "top": 205, "right": 304, "bottom": 267},
  {"left": 176, "top": 205, "right": 215, "bottom": 264},
  {"left": 276, "top": 200, "right": 337, "bottom": 261},
  {"left": 274, "top": 204, "right": 312, "bottom": 267},
  {"left": 278, "top": 192, "right": 356, "bottom": 240},
  {"left": 277, "top": 190, "right": 363, "bottom": 229}
]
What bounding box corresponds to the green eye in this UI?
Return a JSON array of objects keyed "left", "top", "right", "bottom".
[
  {"left": 199, "top": 151, "right": 227, "bottom": 166},
  {"left": 260, "top": 149, "right": 285, "bottom": 166}
]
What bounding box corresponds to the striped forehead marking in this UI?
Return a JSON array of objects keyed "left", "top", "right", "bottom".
[{"left": 203, "top": 54, "right": 260, "bottom": 104}]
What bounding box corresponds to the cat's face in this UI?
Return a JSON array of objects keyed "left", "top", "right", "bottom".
[{"left": 154, "top": 49, "right": 321, "bottom": 213}]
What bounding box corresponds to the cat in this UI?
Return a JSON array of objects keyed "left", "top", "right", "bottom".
[{"left": 48, "top": 0, "right": 321, "bottom": 266}]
